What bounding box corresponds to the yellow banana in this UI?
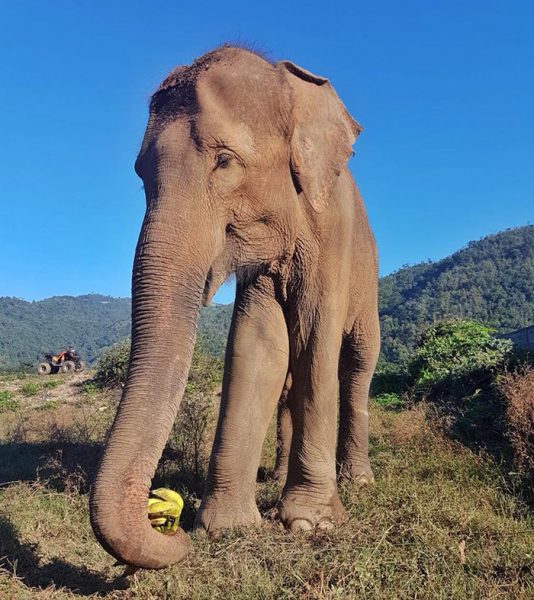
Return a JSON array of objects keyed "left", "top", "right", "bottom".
[
  {"left": 151, "top": 488, "right": 184, "bottom": 512},
  {"left": 146, "top": 487, "right": 184, "bottom": 534},
  {"left": 147, "top": 500, "right": 177, "bottom": 517},
  {"left": 147, "top": 497, "right": 161, "bottom": 509}
]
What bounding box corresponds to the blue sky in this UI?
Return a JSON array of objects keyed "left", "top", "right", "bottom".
[{"left": 1, "top": 1, "right": 532, "bottom": 305}]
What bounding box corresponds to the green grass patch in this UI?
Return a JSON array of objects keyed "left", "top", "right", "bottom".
[
  {"left": 42, "top": 379, "right": 61, "bottom": 390},
  {"left": 20, "top": 382, "right": 40, "bottom": 397},
  {"left": 35, "top": 400, "right": 57, "bottom": 412},
  {"left": 81, "top": 381, "right": 99, "bottom": 397},
  {"left": 0, "top": 390, "right": 19, "bottom": 412}
]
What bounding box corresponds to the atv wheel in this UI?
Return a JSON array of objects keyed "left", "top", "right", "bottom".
[
  {"left": 62, "top": 360, "right": 76, "bottom": 374},
  {"left": 38, "top": 362, "right": 51, "bottom": 375},
  {"left": 75, "top": 360, "right": 85, "bottom": 372}
]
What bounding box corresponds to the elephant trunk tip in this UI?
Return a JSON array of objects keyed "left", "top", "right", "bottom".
[{"left": 90, "top": 481, "right": 191, "bottom": 570}]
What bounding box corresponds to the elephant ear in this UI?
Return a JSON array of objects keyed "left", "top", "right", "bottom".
[{"left": 279, "top": 60, "right": 362, "bottom": 213}]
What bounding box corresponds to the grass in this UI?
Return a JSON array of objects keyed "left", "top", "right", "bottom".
[
  {"left": 36, "top": 400, "right": 58, "bottom": 412},
  {"left": 21, "top": 382, "right": 40, "bottom": 397},
  {"left": 0, "top": 384, "right": 532, "bottom": 598},
  {"left": 43, "top": 379, "right": 62, "bottom": 390},
  {"left": 81, "top": 381, "right": 99, "bottom": 397},
  {"left": 0, "top": 390, "right": 19, "bottom": 412},
  {"left": 18, "top": 376, "right": 63, "bottom": 397}
]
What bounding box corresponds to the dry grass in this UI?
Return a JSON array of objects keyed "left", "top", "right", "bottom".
[
  {"left": 0, "top": 373, "right": 532, "bottom": 599},
  {"left": 498, "top": 365, "right": 534, "bottom": 474}
]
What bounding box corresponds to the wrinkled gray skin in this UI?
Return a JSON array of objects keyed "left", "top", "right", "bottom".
[{"left": 90, "top": 46, "right": 379, "bottom": 570}]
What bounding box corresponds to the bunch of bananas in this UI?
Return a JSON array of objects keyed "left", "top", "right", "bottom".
[{"left": 147, "top": 488, "right": 184, "bottom": 534}]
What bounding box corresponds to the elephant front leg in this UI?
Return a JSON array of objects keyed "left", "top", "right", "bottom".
[
  {"left": 278, "top": 324, "right": 347, "bottom": 532},
  {"left": 195, "top": 276, "right": 288, "bottom": 533}
]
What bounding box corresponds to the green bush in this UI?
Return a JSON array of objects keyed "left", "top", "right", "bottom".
[
  {"left": 410, "top": 319, "right": 512, "bottom": 395},
  {"left": 94, "top": 338, "right": 131, "bottom": 387},
  {"left": 186, "top": 346, "right": 223, "bottom": 394},
  {"left": 169, "top": 347, "right": 223, "bottom": 482},
  {"left": 36, "top": 400, "right": 57, "bottom": 412},
  {"left": 371, "top": 364, "right": 412, "bottom": 397},
  {"left": 373, "top": 392, "right": 405, "bottom": 410},
  {"left": 403, "top": 319, "right": 521, "bottom": 462}
]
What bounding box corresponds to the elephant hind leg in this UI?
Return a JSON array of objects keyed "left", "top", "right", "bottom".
[
  {"left": 273, "top": 372, "right": 292, "bottom": 484},
  {"left": 277, "top": 314, "right": 347, "bottom": 532},
  {"left": 337, "top": 313, "right": 380, "bottom": 484}
]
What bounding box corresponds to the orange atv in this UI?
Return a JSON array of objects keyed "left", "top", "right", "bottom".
[{"left": 38, "top": 347, "right": 85, "bottom": 375}]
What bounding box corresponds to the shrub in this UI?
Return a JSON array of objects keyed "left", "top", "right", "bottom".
[
  {"left": 94, "top": 338, "right": 131, "bottom": 387},
  {"left": 371, "top": 363, "right": 412, "bottom": 397},
  {"left": 169, "top": 346, "right": 223, "bottom": 481},
  {"left": 94, "top": 337, "right": 224, "bottom": 482},
  {"left": 171, "top": 392, "right": 214, "bottom": 481},
  {"left": 410, "top": 319, "right": 512, "bottom": 396},
  {"left": 36, "top": 400, "right": 57, "bottom": 412},
  {"left": 186, "top": 345, "right": 223, "bottom": 394},
  {"left": 94, "top": 337, "right": 224, "bottom": 483},
  {"left": 373, "top": 392, "right": 405, "bottom": 410},
  {"left": 498, "top": 365, "right": 534, "bottom": 475}
]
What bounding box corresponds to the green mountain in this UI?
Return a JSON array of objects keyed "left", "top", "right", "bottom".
[
  {"left": 379, "top": 225, "right": 534, "bottom": 364},
  {"left": 0, "top": 294, "right": 232, "bottom": 370},
  {"left": 0, "top": 295, "right": 131, "bottom": 369},
  {"left": 1, "top": 225, "right": 532, "bottom": 370}
]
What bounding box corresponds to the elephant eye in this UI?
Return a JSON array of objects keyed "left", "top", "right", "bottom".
[{"left": 215, "top": 153, "right": 232, "bottom": 169}]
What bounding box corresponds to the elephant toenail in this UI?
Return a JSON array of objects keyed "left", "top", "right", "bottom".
[
  {"left": 289, "top": 518, "right": 313, "bottom": 533},
  {"left": 317, "top": 519, "right": 334, "bottom": 530},
  {"left": 355, "top": 473, "right": 374, "bottom": 484}
]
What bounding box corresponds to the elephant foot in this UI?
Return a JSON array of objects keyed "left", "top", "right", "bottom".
[
  {"left": 277, "top": 488, "right": 347, "bottom": 532},
  {"left": 194, "top": 496, "right": 261, "bottom": 534},
  {"left": 338, "top": 459, "right": 375, "bottom": 484}
]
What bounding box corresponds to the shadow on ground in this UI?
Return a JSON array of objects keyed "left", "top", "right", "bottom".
[
  {"left": 0, "top": 442, "right": 101, "bottom": 493},
  {"left": 0, "top": 439, "right": 212, "bottom": 532},
  {"left": 0, "top": 517, "right": 127, "bottom": 596}
]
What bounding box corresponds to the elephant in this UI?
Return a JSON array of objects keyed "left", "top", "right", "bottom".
[{"left": 90, "top": 44, "right": 380, "bottom": 570}]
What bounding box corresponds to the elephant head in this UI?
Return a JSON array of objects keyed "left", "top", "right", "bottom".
[{"left": 90, "top": 45, "right": 360, "bottom": 569}]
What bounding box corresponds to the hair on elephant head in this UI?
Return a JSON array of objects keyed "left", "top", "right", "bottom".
[{"left": 90, "top": 44, "right": 378, "bottom": 570}]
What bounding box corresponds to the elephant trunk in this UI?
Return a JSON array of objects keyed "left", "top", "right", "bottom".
[{"left": 90, "top": 208, "right": 216, "bottom": 569}]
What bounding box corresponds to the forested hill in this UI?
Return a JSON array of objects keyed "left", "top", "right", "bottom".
[
  {"left": 379, "top": 225, "right": 534, "bottom": 364},
  {"left": 1, "top": 226, "right": 532, "bottom": 369},
  {"left": 0, "top": 295, "right": 131, "bottom": 369},
  {"left": 0, "top": 294, "right": 232, "bottom": 369}
]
